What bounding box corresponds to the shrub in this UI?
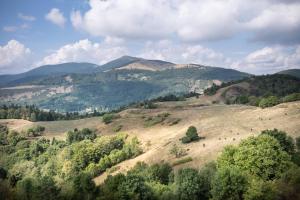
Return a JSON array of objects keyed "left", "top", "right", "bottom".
[
  {"left": 180, "top": 126, "right": 199, "bottom": 144},
  {"left": 172, "top": 157, "right": 193, "bottom": 166},
  {"left": 259, "top": 96, "right": 280, "bottom": 108},
  {"left": 282, "top": 93, "right": 300, "bottom": 103},
  {"left": 102, "top": 113, "right": 120, "bottom": 124},
  {"left": 113, "top": 125, "right": 123, "bottom": 132},
  {"left": 169, "top": 144, "right": 186, "bottom": 158},
  {"left": 66, "top": 128, "right": 97, "bottom": 144},
  {"left": 144, "top": 113, "right": 170, "bottom": 127}
]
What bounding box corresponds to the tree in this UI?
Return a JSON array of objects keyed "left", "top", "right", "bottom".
[
  {"left": 147, "top": 163, "right": 172, "bottom": 184},
  {"left": 296, "top": 137, "right": 300, "bottom": 151},
  {"left": 198, "top": 162, "right": 217, "bottom": 199},
  {"left": 176, "top": 168, "right": 202, "bottom": 200},
  {"left": 73, "top": 172, "right": 97, "bottom": 200},
  {"left": 243, "top": 178, "right": 277, "bottom": 200},
  {"left": 0, "top": 124, "right": 8, "bottom": 145},
  {"left": 180, "top": 126, "right": 199, "bottom": 144},
  {"left": 261, "top": 129, "right": 295, "bottom": 155},
  {"left": 211, "top": 167, "right": 248, "bottom": 200},
  {"left": 118, "top": 174, "right": 153, "bottom": 200},
  {"left": 217, "top": 135, "right": 292, "bottom": 180}
]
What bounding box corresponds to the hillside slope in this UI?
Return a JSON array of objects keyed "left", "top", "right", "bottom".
[
  {"left": 278, "top": 69, "right": 300, "bottom": 79},
  {"left": 2, "top": 97, "right": 300, "bottom": 185}
]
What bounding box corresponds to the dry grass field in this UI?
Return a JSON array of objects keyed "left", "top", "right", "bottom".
[{"left": 1, "top": 97, "right": 300, "bottom": 185}]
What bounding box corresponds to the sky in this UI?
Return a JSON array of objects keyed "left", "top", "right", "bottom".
[{"left": 0, "top": 0, "right": 300, "bottom": 75}]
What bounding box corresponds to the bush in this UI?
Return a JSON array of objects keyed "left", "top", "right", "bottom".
[
  {"left": 282, "top": 93, "right": 300, "bottom": 103},
  {"left": 169, "top": 144, "right": 187, "bottom": 158},
  {"left": 259, "top": 96, "right": 280, "bottom": 108},
  {"left": 66, "top": 128, "right": 97, "bottom": 144},
  {"left": 26, "top": 126, "right": 45, "bottom": 137},
  {"left": 172, "top": 157, "right": 193, "bottom": 166},
  {"left": 180, "top": 126, "right": 199, "bottom": 144},
  {"left": 102, "top": 113, "right": 120, "bottom": 124}
]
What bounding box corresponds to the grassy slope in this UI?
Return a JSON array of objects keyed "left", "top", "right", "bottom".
[{"left": 1, "top": 96, "right": 300, "bottom": 185}]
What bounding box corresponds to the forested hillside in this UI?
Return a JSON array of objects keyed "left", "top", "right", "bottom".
[{"left": 204, "top": 74, "right": 300, "bottom": 107}]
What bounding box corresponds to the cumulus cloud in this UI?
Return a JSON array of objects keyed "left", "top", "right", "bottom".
[
  {"left": 70, "top": 0, "right": 176, "bottom": 39},
  {"left": 18, "top": 13, "right": 36, "bottom": 21},
  {"left": 231, "top": 46, "right": 300, "bottom": 74},
  {"left": 70, "top": 0, "right": 300, "bottom": 44},
  {"left": 45, "top": 8, "right": 66, "bottom": 27},
  {"left": 37, "top": 39, "right": 128, "bottom": 66},
  {"left": 139, "top": 40, "right": 230, "bottom": 67},
  {"left": 0, "top": 40, "right": 32, "bottom": 74}
]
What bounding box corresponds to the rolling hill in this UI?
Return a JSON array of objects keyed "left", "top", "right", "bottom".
[
  {"left": 0, "top": 56, "right": 250, "bottom": 112},
  {"left": 277, "top": 69, "right": 300, "bottom": 79}
]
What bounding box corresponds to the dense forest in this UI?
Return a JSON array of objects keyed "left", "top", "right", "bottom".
[
  {"left": 0, "top": 93, "right": 197, "bottom": 122},
  {"left": 0, "top": 123, "right": 299, "bottom": 200},
  {"left": 0, "top": 105, "right": 102, "bottom": 122},
  {"left": 204, "top": 74, "right": 300, "bottom": 107}
]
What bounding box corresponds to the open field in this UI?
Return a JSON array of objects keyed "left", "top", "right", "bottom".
[{"left": 1, "top": 97, "right": 300, "bottom": 185}]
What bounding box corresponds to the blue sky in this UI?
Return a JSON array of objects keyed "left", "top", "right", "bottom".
[{"left": 0, "top": 0, "right": 300, "bottom": 75}]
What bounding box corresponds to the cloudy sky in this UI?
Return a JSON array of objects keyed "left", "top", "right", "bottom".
[{"left": 0, "top": 0, "right": 300, "bottom": 74}]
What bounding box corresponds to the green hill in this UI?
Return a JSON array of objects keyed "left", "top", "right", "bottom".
[{"left": 277, "top": 69, "right": 300, "bottom": 79}]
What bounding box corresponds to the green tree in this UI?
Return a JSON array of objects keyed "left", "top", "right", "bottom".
[
  {"left": 243, "top": 178, "right": 277, "bottom": 200},
  {"left": 181, "top": 126, "right": 199, "bottom": 144},
  {"left": 176, "top": 168, "right": 202, "bottom": 200},
  {"left": 211, "top": 167, "right": 248, "bottom": 200},
  {"left": 73, "top": 172, "right": 97, "bottom": 200},
  {"left": 261, "top": 129, "right": 295, "bottom": 155},
  {"left": 218, "top": 135, "right": 292, "bottom": 180},
  {"left": 296, "top": 136, "right": 300, "bottom": 151},
  {"left": 118, "top": 174, "right": 153, "bottom": 200}
]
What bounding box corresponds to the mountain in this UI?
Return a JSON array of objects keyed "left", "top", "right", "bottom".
[
  {"left": 0, "top": 62, "right": 99, "bottom": 87},
  {"left": 277, "top": 69, "right": 300, "bottom": 79},
  {"left": 0, "top": 56, "right": 250, "bottom": 112},
  {"left": 97, "top": 55, "right": 175, "bottom": 72}
]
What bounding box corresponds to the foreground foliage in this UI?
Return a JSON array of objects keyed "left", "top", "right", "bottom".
[{"left": 0, "top": 126, "right": 299, "bottom": 200}]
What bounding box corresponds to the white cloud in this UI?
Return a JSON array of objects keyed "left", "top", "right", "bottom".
[
  {"left": 3, "top": 23, "right": 30, "bottom": 32},
  {"left": 45, "top": 8, "right": 66, "bottom": 28},
  {"left": 0, "top": 40, "right": 32, "bottom": 74},
  {"left": 18, "top": 13, "right": 36, "bottom": 21},
  {"left": 71, "top": 0, "right": 176, "bottom": 39},
  {"left": 231, "top": 46, "right": 300, "bottom": 74},
  {"left": 70, "top": 0, "right": 300, "bottom": 44},
  {"left": 139, "top": 40, "right": 229, "bottom": 67},
  {"left": 3, "top": 26, "right": 18, "bottom": 32},
  {"left": 37, "top": 39, "right": 128, "bottom": 66}
]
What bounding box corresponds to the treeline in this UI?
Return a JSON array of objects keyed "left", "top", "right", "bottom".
[
  {"left": 0, "top": 125, "right": 142, "bottom": 199},
  {"left": 204, "top": 74, "right": 300, "bottom": 108},
  {"left": 0, "top": 104, "right": 102, "bottom": 122}
]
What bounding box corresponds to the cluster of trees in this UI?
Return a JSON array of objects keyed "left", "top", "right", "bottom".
[
  {"left": 0, "top": 125, "right": 142, "bottom": 199},
  {"left": 180, "top": 126, "right": 200, "bottom": 144},
  {"left": 204, "top": 74, "right": 300, "bottom": 108},
  {"left": 1, "top": 125, "right": 300, "bottom": 200},
  {"left": 0, "top": 104, "right": 102, "bottom": 122},
  {"left": 97, "top": 129, "right": 300, "bottom": 200}
]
